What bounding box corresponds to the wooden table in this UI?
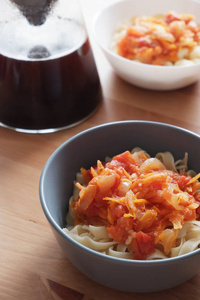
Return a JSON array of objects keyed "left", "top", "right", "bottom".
[{"left": 1, "top": 0, "right": 200, "bottom": 299}]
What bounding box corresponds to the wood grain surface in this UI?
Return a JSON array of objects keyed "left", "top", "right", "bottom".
[{"left": 1, "top": 0, "right": 200, "bottom": 299}]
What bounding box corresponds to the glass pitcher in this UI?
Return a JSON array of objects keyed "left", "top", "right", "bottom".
[{"left": 0, "top": 0, "right": 102, "bottom": 133}]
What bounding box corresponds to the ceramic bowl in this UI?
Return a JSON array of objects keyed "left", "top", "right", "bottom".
[
  {"left": 93, "top": 0, "right": 200, "bottom": 90},
  {"left": 39, "top": 121, "right": 200, "bottom": 293}
]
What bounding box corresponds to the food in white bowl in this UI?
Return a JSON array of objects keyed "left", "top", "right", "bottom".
[
  {"left": 110, "top": 11, "right": 200, "bottom": 66},
  {"left": 39, "top": 121, "right": 200, "bottom": 292},
  {"left": 93, "top": 0, "right": 200, "bottom": 90},
  {"left": 64, "top": 147, "right": 200, "bottom": 261}
]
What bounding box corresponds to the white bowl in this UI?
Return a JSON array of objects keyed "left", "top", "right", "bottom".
[
  {"left": 93, "top": 0, "right": 200, "bottom": 90},
  {"left": 39, "top": 121, "right": 200, "bottom": 293}
]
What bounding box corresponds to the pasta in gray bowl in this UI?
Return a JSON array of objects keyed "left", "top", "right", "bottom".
[{"left": 39, "top": 120, "right": 200, "bottom": 293}]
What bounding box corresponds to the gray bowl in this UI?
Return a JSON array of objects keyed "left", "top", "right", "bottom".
[{"left": 39, "top": 121, "right": 200, "bottom": 293}]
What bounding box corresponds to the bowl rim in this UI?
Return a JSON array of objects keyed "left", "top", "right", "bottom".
[
  {"left": 92, "top": 0, "right": 200, "bottom": 70},
  {"left": 39, "top": 120, "right": 200, "bottom": 265}
]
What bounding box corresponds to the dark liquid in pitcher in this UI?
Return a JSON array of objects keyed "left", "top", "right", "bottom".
[{"left": 0, "top": 13, "right": 101, "bottom": 131}]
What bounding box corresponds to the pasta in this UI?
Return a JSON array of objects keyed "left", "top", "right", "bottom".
[
  {"left": 110, "top": 11, "right": 200, "bottom": 66},
  {"left": 63, "top": 148, "right": 200, "bottom": 260}
]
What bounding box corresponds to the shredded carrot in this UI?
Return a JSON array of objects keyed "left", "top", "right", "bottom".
[{"left": 187, "top": 173, "right": 200, "bottom": 185}]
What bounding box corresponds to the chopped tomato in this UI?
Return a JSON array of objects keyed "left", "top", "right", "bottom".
[
  {"left": 134, "top": 232, "right": 155, "bottom": 259},
  {"left": 164, "top": 12, "right": 181, "bottom": 24},
  {"left": 106, "top": 151, "right": 138, "bottom": 174},
  {"left": 176, "top": 174, "right": 191, "bottom": 190}
]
